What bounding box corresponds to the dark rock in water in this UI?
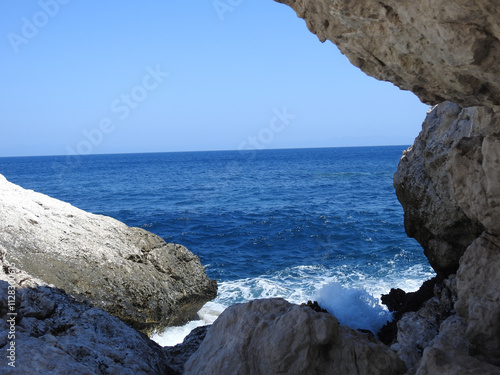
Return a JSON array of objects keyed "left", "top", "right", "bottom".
[
  {"left": 0, "top": 253, "right": 176, "bottom": 374},
  {"left": 0, "top": 174, "right": 217, "bottom": 335},
  {"left": 383, "top": 278, "right": 439, "bottom": 317},
  {"left": 379, "top": 277, "right": 440, "bottom": 345},
  {"left": 381, "top": 288, "right": 407, "bottom": 313},
  {"left": 300, "top": 300, "right": 329, "bottom": 313},
  {"left": 164, "top": 325, "right": 210, "bottom": 374}
]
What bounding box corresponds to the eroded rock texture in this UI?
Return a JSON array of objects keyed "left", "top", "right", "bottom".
[
  {"left": 0, "top": 251, "right": 176, "bottom": 375},
  {"left": 184, "top": 298, "right": 406, "bottom": 375},
  {"left": 394, "top": 102, "right": 488, "bottom": 276},
  {"left": 0, "top": 174, "right": 217, "bottom": 334},
  {"left": 275, "top": 0, "right": 500, "bottom": 108}
]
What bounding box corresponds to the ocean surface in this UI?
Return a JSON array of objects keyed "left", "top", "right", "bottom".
[{"left": 0, "top": 146, "right": 435, "bottom": 345}]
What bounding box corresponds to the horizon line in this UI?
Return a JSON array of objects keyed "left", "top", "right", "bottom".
[{"left": 0, "top": 144, "right": 411, "bottom": 159}]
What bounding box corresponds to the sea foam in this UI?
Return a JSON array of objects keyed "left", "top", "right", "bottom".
[
  {"left": 153, "top": 263, "right": 434, "bottom": 346},
  {"left": 314, "top": 282, "right": 392, "bottom": 333}
]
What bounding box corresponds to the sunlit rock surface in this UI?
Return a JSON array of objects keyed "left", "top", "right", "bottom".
[{"left": 0, "top": 174, "right": 217, "bottom": 334}]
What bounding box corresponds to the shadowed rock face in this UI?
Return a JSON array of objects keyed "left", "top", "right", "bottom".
[
  {"left": 0, "top": 252, "right": 177, "bottom": 375},
  {"left": 393, "top": 102, "right": 487, "bottom": 277},
  {"left": 0, "top": 174, "right": 217, "bottom": 335},
  {"left": 275, "top": 0, "right": 500, "bottom": 108}
]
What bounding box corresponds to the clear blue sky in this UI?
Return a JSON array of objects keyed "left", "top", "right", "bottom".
[{"left": 0, "top": 0, "right": 428, "bottom": 157}]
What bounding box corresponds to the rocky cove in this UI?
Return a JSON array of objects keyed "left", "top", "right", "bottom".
[{"left": 2, "top": 1, "right": 500, "bottom": 374}]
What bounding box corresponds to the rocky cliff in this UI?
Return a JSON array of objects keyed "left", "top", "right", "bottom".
[{"left": 0, "top": 174, "right": 217, "bottom": 335}]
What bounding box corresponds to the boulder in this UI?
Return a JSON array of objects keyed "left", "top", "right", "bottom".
[
  {"left": 456, "top": 233, "right": 500, "bottom": 365},
  {"left": 413, "top": 315, "right": 500, "bottom": 374},
  {"left": 184, "top": 298, "right": 406, "bottom": 375},
  {"left": 415, "top": 347, "right": 500, "bottom": 375},
  {"left": 0, "top": 174, "right": 217, "bottom": 334},
  {"left": 0, "top": 251, "right": 176, "bottom": 374}
]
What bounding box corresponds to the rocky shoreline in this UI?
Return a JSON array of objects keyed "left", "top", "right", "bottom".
[
  {"left": 2, "top": 0, "right": 500, "bottom": 373},
  {"left": 0, "top": 174, "right": 217, "bottom": 335}
]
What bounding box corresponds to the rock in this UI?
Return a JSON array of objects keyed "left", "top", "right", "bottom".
[
  {"left": 427, "top": 315, "right": 469, "bottom": 353},
  {"left": 301, "top": 300, "right": 329, "bottom": 313},
  {"left": 413, "top": 315, "right": 500, "bottom": 374},
  {"left": 184, "top": 298, "right": 406, "bottom": 375},
  {"left": 456, "top": 233, "right": 500, "bottom": 365},
  {"left": 447, "top": 118, "right": 500, "bottom": 236},
  {"left": 379, "top": 277, "right": 440, "bottom": 345},
  {"left": 0, "top": 174, "right": 217, "bottom": 334},
  {"left": 415, "top": 347, "right": 500, "bottom": 375},
  {"left": 394, "top": 102, "right": 484, "bottom": 277},
  {"left": 163, "top": 325, "right": 210, "bottom": 374},
  {"left": 390, "top": 296, "right": 452, "bottom": 371},
  {"left": 274, "top": 0, "right": 500, "bottom": 108},
  {"left": 0, "top": 251, "right": 176, "bottom": 374}
]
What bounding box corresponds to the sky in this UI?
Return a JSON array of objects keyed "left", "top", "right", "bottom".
[{"left": 0, "top": 0, "right": 429, "bottom": 157}]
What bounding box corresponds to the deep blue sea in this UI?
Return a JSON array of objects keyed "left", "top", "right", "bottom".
[{"left": 0, "top": 146, "right": 434, "bottom": 344}]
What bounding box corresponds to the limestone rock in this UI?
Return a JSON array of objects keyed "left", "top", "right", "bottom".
[
  {"left": 415, "top": 347, "right": 500, "bottom": 375},
  {"left": 394, "top": 102, "right": 484, "bottom": 276},
  {"left": 390, "top": 295, "right": 452, "bottom": 371},
  {"left": 456, "top": 233, "right": 500, "bottom": 365},
  {"left": 184, "top": 298, "right": 406, "bottom": 375},
  {"left": 413, "top": 315, "right": 500, "bottom": 374},
  {"left": 447, "top": 120, "right": 500, "bottom": 236},
  {"left": 0, "top": 174, "right": 217, "bottom": 334},
  {"left": 0, "top": 252, "right": 176, "bottom": 374},
  {"left": 427, "top": 315, "right": 469, "bottom": 353},
  {"left": 274, "top": 0, "right": 500, "bottom": 108}
]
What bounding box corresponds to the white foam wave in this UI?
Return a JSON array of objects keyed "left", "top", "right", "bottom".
[
  {"left": 314, "top": 282, "right": 391, "bottom": 333},
  {"left": 152, "top": 263, "right": 435, "bottom": 346}
]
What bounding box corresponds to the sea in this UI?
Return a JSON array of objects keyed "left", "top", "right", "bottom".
[{"left": 0, "top": 146, "right": 435, "bottom": 345}]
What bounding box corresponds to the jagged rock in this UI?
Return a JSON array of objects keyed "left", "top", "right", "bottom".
[
  {"left": 427, "top": 315, "right": 469, "bottom": 353},
  {"left": 447, "top": 118, "right": 500, "bottom": 236},
  {"left": 390, "top": 298, "right": 450, "bottom": 371},
  {"left": 163, "top": 325, "right": 210, "bottom": 374},
  {"left": 382, "top": 278, "right": 455, "bottom": 372},
  {"left": 0, "top": 252, "right": 176, "bottom": 374},
  {"left": 413, "top": 315, "right": 500, "bottom": 374},
  {"left": 184, "top": 298, "right": 406, "bottom": 375},
  {"left": 415, "top": 347, "right": 500, "bottom": 375},
  {"left": 394, "top": 102, "right": 485, "bottom": 277},
  {"left": 379, "top": 277, "right": 440, "bottom": 345},
  {"left": 274, "top": 0, "right": 500, "bottom": 108},
  {"left": 456, "top": 233, "right": 500, "bottom": 365},
  {"left": 0, "top": 174, "right": 217, "bottom": 334}
]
